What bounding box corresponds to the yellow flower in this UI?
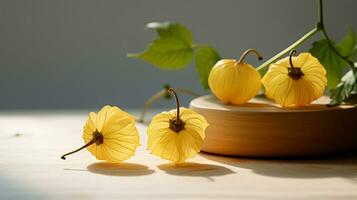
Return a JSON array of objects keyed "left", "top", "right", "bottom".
[
  {"left": 262, "top": 50, "right": 327, "bottom": 107},
  {"left": 208, "top": 49, "right": 263, "bottom": 105},
  {"left": 147, "top": 88, "right": 209, "bottom": 163},
  {"left": 61, "top": 105, "right": 140, "bottom": 163}
]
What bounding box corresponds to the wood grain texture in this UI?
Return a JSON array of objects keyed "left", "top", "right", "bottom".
[
  {"left": 190, "top": 95, "right": 357, "bottom": 157},
  {"left": 0, "top": 110, "right": 357, "bottom": 200}
]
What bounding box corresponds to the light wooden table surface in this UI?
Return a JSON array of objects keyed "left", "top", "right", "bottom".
[{"left": 0, "top": 110, "right": 357, "bottom": 200}]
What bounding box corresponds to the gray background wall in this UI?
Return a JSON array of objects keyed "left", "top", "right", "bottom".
[{"left": 0, "top": 0, "right": 356, "bottom": 109}]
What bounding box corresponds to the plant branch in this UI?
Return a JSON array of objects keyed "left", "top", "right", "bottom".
[
  {"left": 318, "top": 0, "right": 323, "bottom": 26},
  {"left": 257, "top": 0, "right": 356, "bottom": 74},
  {"left": 256, "top": 27, "right": 319, "bottom": 71},
  {"left": 317, "top": 0, "right": 356, "bottom": 73}
]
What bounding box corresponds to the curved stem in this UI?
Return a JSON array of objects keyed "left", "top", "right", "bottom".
[
  {"left": 138, "top": 87, "right": 200, "bottom": 123},
  {"left": 288, "top": 49, "right": 304, "bottom": 80},
  {"left": 168, "top": 88, "right": 181, "bottom": 125},
  {"left": 61, "top": 139, "right": 96, "bottom": 160},
  {"left": 257, "top": 27, "right": 319, "bottom": 72},
  {"left": 289, "top": 50, "right": 297, "bottom": 69},
  {"left": 237, "top": 48, "right": 263, "bottom": 63}
]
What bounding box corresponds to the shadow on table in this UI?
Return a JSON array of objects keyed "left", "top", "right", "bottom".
[
  {"left": 87, "top": 162, "right": 155, "bottom": 176},
  {"left": 200, "top": 152, "right": 357, "bottom": 181},
  {"left": 157, "top": 162, "right": 234, "bottom": 181}
]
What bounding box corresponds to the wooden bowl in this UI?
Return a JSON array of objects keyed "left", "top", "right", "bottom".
[{"left": 190, "top": 95, "right": 357, "bottom": 158}]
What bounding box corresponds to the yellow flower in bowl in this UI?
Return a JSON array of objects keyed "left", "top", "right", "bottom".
[
  {"left": 61, "top": 105, "right": 140, "bottom": 162},
  {"left": 262, "top": 50, "right": 327, "bottom": 107},
  {"left": 208, "top": 48, "right": 263, "bottom": 105},
  {"left": 147, "top": 88, "right": 209, "bottom": 163}
]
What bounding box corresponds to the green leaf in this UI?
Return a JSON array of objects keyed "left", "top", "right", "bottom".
[
  {"left": 128, "top": 22, "right": 193, "bottom": 69},
  {"left": 194, "top": 45, "right": 220, "bottom": 89},
  {"left": 336, "top": 27, "right": 356, "bottom": 56},
  {"left": 329, "top": 67, "right": 357, "bottom": 106},
  {"left": 128, "top": 37, "right": 193, "bottom": 69},
  {"left": 309, "top": 28, "right": 356, "bottom": 89}
]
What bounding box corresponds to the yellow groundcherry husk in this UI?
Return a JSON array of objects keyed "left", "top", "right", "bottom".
[
  {"left": 262, "top": 52, "right": 327, "bottom": 107},
  {"left": 147, "top": 107, "right": 209, "bottom": 163},
  {"left": 208, "top": 49, "right": 262, "bottom": 105},
  {"left": 81, "top": 105, "right": 140, "bottom": 162}
]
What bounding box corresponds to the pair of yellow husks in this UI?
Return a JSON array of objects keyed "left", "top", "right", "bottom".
[
  {"left": 61, "top": 88, "right": 209, "bottom": 164},
  {"left": 209, "top": 49, "right": 328, "bottom": 107}
]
